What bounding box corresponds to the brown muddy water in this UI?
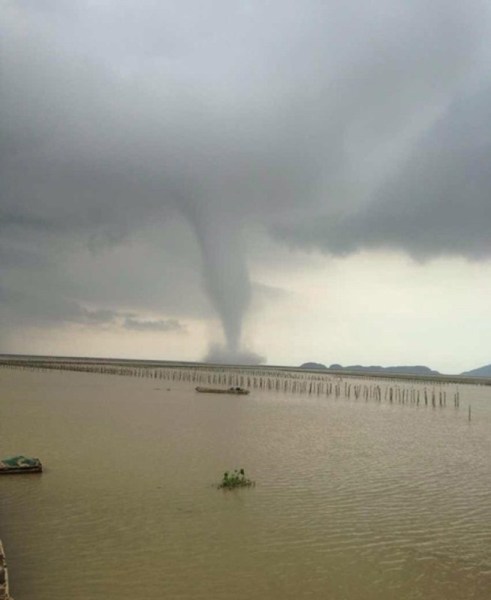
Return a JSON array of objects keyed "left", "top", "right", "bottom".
[{"left": 0, "top": 367, "right": 490, "bottom": 599}]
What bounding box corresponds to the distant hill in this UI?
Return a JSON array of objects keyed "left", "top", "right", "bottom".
[
  {"left": 300, "top": 362, "right": 440, "bottom": 376},
  {"left": 461, "top": 364, "right": 491, "bottom": 377}
]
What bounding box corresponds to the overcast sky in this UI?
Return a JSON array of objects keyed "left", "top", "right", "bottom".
[{"left": 2, "top": 0, "right": 491, "bottom": 373}]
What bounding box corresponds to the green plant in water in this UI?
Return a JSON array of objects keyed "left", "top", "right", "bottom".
[{"left": 218, "top": 468, "right": 254, "bottom": 490}]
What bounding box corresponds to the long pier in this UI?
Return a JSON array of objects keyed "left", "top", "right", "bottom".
[
  {"left": 0, "top": 353, "right": 490, "bottom": 386},
  {"left": 0, "top": 355, "right": 474, "bottom": 410},
  {"left": 0, "top": 541, "right": 12, "bottom": 600}
]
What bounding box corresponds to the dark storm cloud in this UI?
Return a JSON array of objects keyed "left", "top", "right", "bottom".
[
  {"left": 0, "top": 280, "right": 186, "bottom": 336},
  {"left": 0, "top": 283, "right": 117, "bottom": 326},
  {"left": 1, "top": 0, "right": 490, "bottom": 357},
  {"left": 276, "top": 86, "right": 491, "bottom": 260}
]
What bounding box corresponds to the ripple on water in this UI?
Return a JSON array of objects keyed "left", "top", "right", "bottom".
[{"left": 0, "top": 369, "right": 490, "bottom": 600}]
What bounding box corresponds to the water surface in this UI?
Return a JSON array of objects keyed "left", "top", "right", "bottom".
[{"left": 1, "top": 368, "right": 490, "bottom": 599}]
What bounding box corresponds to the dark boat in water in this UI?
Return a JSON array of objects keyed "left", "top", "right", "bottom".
[
  {"left": 0, "top": 455, "right": 43, "bottom": 474},
  {"left": 195, "top": 386, "right": 250, "bottom": 395}
]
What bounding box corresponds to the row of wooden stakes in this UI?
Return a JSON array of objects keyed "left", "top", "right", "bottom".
[{"left": 1, "top": 361, "right": 461, "bottom": 408}]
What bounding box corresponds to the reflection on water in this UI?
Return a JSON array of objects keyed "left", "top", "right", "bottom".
[{"left": 1, "top": 368, "right": 490, "bottom": 599}]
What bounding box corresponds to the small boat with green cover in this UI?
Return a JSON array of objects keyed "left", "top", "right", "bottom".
[
  {"left": 0, "top": 455, "right": 43, "bottom": 474},
  {"left": 195, "top": 386, "right": 250, "bottom": 395}
]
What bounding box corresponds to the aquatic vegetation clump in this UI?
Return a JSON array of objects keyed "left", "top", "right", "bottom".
[{"left": 218, "top": 468, "right": 254, "bottom": 490}]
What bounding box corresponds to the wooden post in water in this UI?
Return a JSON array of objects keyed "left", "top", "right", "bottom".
[{"left": 0, "top": 539, "right": 12, "bottom": 600}]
